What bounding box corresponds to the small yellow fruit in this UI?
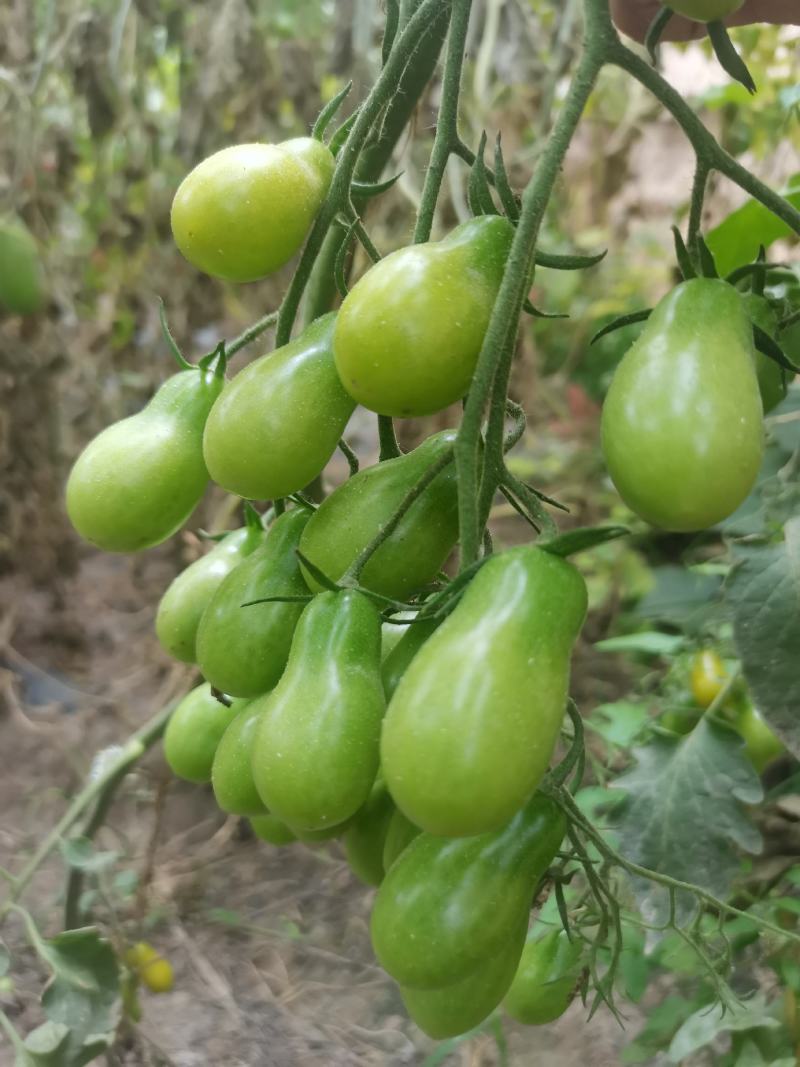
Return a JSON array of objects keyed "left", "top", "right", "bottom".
[
  {"left": 124, "top": 941, "right": 159, "bottom": 970},
  {"left": 140, "top": 956, "right": 174, "bottom": 994}
]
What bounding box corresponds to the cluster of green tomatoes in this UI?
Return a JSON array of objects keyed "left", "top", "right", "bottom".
[{"left": 62, "top": 119, "right": 790, "bottom": 1036}]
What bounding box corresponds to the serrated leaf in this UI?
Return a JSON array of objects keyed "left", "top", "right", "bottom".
[
  {"left": 612, "top": 719, "right": 762, "bottom": 925},
  {"left": 726, "top": 518, "right": 800, "bottom": 758},
  {"left": 668, "top": 995, "right": 779, "bottom": 1063},
  {"left": 595, "top": 631, "right": 685, "bottom": 656},
  {"left": 589, "top": 702, "right": 650, "bottom": 748}
]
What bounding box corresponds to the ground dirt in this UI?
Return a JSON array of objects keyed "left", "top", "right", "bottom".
[{"left": 0, "top": 501, "right": 640, "bottom": 1067}]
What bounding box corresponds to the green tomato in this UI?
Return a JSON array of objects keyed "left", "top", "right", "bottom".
[
  {"left": 298, "top": 430, "right": 459, "bottom": 600},
  {"left": 382, "top": 808, "right": 421, "bottom": 872},
  {"left": 202, "top": 314, "right": 355, "bottom": 501},
  {"left": 66, "top": 367, "right": 223, "bottom": 552},
  {"left": 163, "top": 684, "right": 243, "bottom": 783},
  {"left": 382, "top": 546, "right": 587, "bottom": 837},
  {"left": 504, "top": 928, "right": 584, "bottom": 1026},
  {"left": 735, "top": 704, "right": 783, "bottom": 773},
  {"left": 601, "top": 279, "right": 764, "bottom": 531},
  {"left": 211, "top": 703, "right": 267, "bottom": 816},
  {"left": 249, "top": 814, "right": 297, "bottom": 846},
  {"left": 371, "top": 793, "right": 565, "bottom": 990},
  {"left": 156, "top": 521, "right": 265, "bottom": 663},
  {"left": 741, "top": 293, "right": 790, "bottom": 414},
  {"left": 250, "top": 590, "right": 385, "bottom": 832},
  {"left": 0, "top": 216, "right": 45, "bottom": 315},
  {"left": 196, "top": 507, "right": 311, "bottom": 697},
  {"left": 381, "top": 616, "right": 440, "bottom": 701},
  {"left": 343, "top": 780, "right": 395, "bottom": 887},
  {"left": 334, "top": 216, "right": 515, "bottom": 417},
  {"left": 666, "top": 0, "right": 744, "bottom": 21},
  {"left": 171, "top": 138, "right": 334, "bottom": 282},
  {"left": 401, "top": 916, "right": 528, "bottom": 1039},
  {"left": 690, "top": 648, "right": 728, "bottom": 709}
]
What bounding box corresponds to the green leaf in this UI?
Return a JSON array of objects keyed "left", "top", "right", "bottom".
[
  {"left": 634, "top": 565, "right": 723, "bottom": 628},
  {"left": 622, "top": 994, "right": 701, "bottom": 1064},
  {"left": 706, "top": 176, "right": 800, "bottom": 276},
  {"left": 589, "top": 701, "right": 650, "bottom": 748},
  {"left": 59, "top": 839, "right": 117, "bottom": 873},
  {"left": 542, "top": 524, "right": 629, "bottom": 558},
  {"left": 726, "top": 517, "right": 800, "bottom": 758},
  {"left": 23, "top": 1020, "right": 72, "bottom": 1066},
  {"left": 612, "top": 718, "right": 762, "bottom": 925},
  {"left": 595, "top": 631, "right": 685, "bottom": 656},
  {"left": 668, "top": 995, "right": 779, "bottom": 1063}
]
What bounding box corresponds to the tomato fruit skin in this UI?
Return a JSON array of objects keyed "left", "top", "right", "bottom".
[
  {"left": 171, "top": 138, "right": 334, "bottom": 282},
  {"left": 400, "top": 916, "right": 528, "bottom": 1039},
  {"left": 344, "top": 780, "right": 395, "bottom": 887},
  {"left": 66, "top": 367, "right": 223, "bottom": 552},
  {"left": 156, "top": 524, "right": 265, "bottom": 663},
  {"left": 334, "top": 215, "right": 515, "bottom": 417},
  {"left": 370, "top": 793, "right": 565, "bottom": 990},
  {"left": 690, "top": 649, "right": 728, "bottom": 709},
  {"left": 250, "top": 589, "right": 385, "bottom": 832},
  {"left": 250, "top": 814, "right": 297, "bottom": 846},
  {"left": 211, "top": 703, "right": 267, "bottom": 816},
  {"left": 740, "top": 293, "right": 791, "bottom": 414},
  {"left": 299, "top": 430, "right": 459, "bottom": 599},
  {"left": 666, "top": 0, "right": 744, "bottom": 20},
  {"left": 163, "top": 683, "right": 244, "bottom": 783},
  {"left": 381, "top": 546, "right": 587, "bottom": 837},
  {"left": 0, "top": 217, "right": 45, "bottom": 315},
  {"left": 202, "top": 314, "right": 355, "bottom": 500},
  {"left": 382, "top": 809, "right": 421, "bottom": 872},
  {"left": 504, "top": 928, "right": 584, "bottom": 1025},
  {"left": 602, "top": 279, "right": 763, "bottom": 531},
  {"left": 381, "top": 617, "right": 440, "bottom": 701},
  {"left": 140, "top": 957, "right": 174, "bottom": 994},
  {"left": 735, "top": 704, "right": 783, "bottom": 773},
  {"left": 196, "top": 507, "right": 311, "bottom": 697}
]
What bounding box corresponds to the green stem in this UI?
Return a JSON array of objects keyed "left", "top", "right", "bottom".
[
  {"left": 413, "top": 0, "right": 474, "bottom": 243},
  {"left": 226, "top": 310, "right": 278, "bottom": 358},
  {"left": 342, "top": 448, "right": 454, "bottom": 584},
  {"left": 455, "top": 5, "right": 606, "bottom": 568},
  {"left": 279, "top": 0, "right": 453, "bottom": 341},
  {"left": 378, "top": 415, "right": 402, "bottom": 460},
  {"left": 687, "top": 159, "right": 710, "bottom": 254},
  {"left": 1, "top": 702, "right": 175, "bottom": 917}
]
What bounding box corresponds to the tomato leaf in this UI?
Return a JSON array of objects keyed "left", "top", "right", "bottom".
[
  {"left": 611, "top": 719, "right": 762, "bottom": 925},
  {"left": 726, "top": 517, "right": 800, "bottom": 758},
  {"left": 668, "top": 994, "right": 779, "bottom": 1063},
  {"left": 542, "top": 524, "right": 629, "bottom": 558},
  {"left": 706, "top": 175, "right": 800, "bottom": 276}
]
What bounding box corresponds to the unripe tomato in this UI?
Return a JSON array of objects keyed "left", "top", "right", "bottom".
[
  {"left": 211, "top": 703, "right": 268, "bottom": 816},
  {"left": 504, "top": 929, "right": 584, "bottom": 1025},
  {"left": 735, "top": 705, "right": 783, "bottom": 773},
  {"left": 334, "top": 216, "right": 514, "bottom": 417},
  {"left": 0, "top": 216, "right": 46, "bottom": 315},
  {"left": 666, "top": 0, "right": 744, "bottom": 21},
  {"left": 690, "top": 650, "right": 728, "bottom": 709},
  {"left": 250, "top": 814, "right": 297, "bottom": 846},
  {"left": 601, "top": 279, "right": 764, "bottom": 531},
  {"left": 124, "top": 942, "right": 159, "bottom": 970},
  {"left": 171, "top": 138, "right": 334, "bottom": 282},
  {"left": 163, "top": 684, "right": 243, "bottom": 784}
]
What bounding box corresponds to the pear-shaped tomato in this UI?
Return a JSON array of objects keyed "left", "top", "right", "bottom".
[
  {"left": 163, "top": 684, "right": 243, "bottom": 783},
  {"left": 334, "top": 216, "right": 515, "bottom": 416},
  {"left": 156, "top": 519, "right": 265, "bottom": 663},
  {"left": 382, "top": 546, "right": 587, "bottom": 837},
  {"left": 202, "top": 314, "right": 354, "bottom": 500},
  {"left": 382, "top": 809, "right": 421, "bottom": 872},
  {"left": 171, "top": 138, "right": 334, "bottom": 282},
  {"left": 666, "top": 0, "right": 744, "bottom": 20},
  {"left": 690, "top": 649, "right": 728, "bottom": 709},
  {"left": 251, "top": 590, "right": 385, "bottom": 832},
  {"left": 250, "top": 814, "right": 297, "bottom": 846},
  {"left": 211, "top": 703, "right": 267, "bottom": 816},
  {"left": 66, "top": 366, "right": 223, "bottom": 552},
  {"left": 343, "top": 780, "right": 395, "bottom": 887},
  {"left": 741, "top": 293, "right": 791, "bottom": 414},
  {"left": 196, "top": 507, "right": 310, "bottom": 697},
  {"left": 735, "top": 704, "right": 783, "bottom": 773},
  {"left": 0, "top": 216, "right": 46, "bottom": 315},
  {"left": 401, "top": 916, "right": 527, "bottom": 1039},
  {"left": 504, "top": 928, "right": 584, "bottom": 1025},
  {"left": 298, "top": 431, "right": 459, "bottom": 599},
  {"left": 371, "top": 793, "right": 564, "bottom": 990},
  {"left": 601, "top": 279, "right": 764, "bottom": 531}
]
